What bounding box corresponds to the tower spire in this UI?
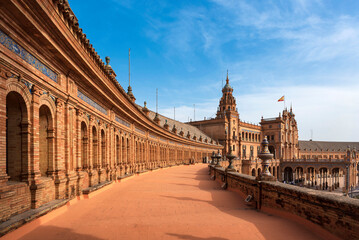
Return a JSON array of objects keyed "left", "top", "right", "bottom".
[
  {"left": 127, "top": 48, "right": 135, "bottom": 102},
  {"left": 226, "top": 69, "right": 229, "bottom": 84}
]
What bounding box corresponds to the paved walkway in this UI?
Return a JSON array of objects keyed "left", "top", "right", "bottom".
[{"left": 2, "top": 164, "right": 322, "bottom": 240}]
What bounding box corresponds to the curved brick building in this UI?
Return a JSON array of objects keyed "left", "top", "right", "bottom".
[{"left": 0, "top": 0, "right": 221, "bottom": 222}]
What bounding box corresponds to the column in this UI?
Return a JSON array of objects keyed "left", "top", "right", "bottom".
[{"left": 75, "top": 109, "right": 82, "bottom": 170}]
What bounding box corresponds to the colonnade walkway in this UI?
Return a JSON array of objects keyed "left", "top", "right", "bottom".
[{"left": 3, "top": 164, "right": 322, "bottom": 240}]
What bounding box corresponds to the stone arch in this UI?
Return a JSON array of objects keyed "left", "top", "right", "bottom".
[
  {"left": 257, "top": 168, "right": 261, "bottom": 176},
  {"left": 284, "top": 167, "right": 293, "bottom": 182},
  {"left": 79, "top": 113, "right": 90, "bottom": 129},
  {"left": 81, "top": 121, "right": 88, "bottom": 168},
  {"left": 6, "top": 90, "right": 29, "bottom": 181},
  {"left": 39, "top": 94, "right": 56, "bottom": 119},
  {"left": 251, "top": 168, "right": 255, "bottom": 176},
  {"left": 268, "top": 146, "right": 275, "bottom": 159},
  {"left": 6, "top": 79, "right": 32, "bottom": 116},
  {"left": 39, "top": 104, "right": 54, "bottom": 177}
]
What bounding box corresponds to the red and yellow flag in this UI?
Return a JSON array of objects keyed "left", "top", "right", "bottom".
[{"left": 277, "top": 96, "right": 285, "bottom": 102}]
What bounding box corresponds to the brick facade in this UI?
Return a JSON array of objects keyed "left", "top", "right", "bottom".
[{"left": 0, "top": 0, "right": 221, "bottom": 222}]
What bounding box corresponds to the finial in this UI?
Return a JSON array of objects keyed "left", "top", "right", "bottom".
[
  {"left": 144, "top": 101, "right": 147, "bottom": 107},
  {"left": 226, "top": 69, "right": 229, "bottom": 84},
  {"left": 105, "top": 56, "right": 110, "bottom": 66}
]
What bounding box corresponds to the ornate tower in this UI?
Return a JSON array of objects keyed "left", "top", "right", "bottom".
[
  {"left": 216, "top": 71, "right": 238, "bottom": 119},
  {"left": 215, "top": 71, "right": 239, "bottom": 156}
]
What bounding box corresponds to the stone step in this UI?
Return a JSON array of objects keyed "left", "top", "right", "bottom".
[{"left": 0, "top": 199, "right": 68, "bottom": 237}]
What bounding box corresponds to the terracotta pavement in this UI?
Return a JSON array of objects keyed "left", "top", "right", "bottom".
[{"left": 2, "top": 164, "right": 323, "bottom": 240}]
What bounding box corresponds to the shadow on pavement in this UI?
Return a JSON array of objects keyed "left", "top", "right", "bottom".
[
  {"left": 17, "top": 226, "right": 105, "bottom": 240},
  {"left": 166, "top": 232, "right": 229, "bottom": 240}
]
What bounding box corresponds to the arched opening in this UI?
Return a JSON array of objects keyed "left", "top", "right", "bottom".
[
  {"left": 295, "top": 167, "right": 304, "bottom": 183},
  {"left": 39, "top": 105, "right": 53, "bottom": 177},
  {"left": 273, "top": 166, "right": 276, "bottom": 177},
  {"left": 268, "top": 146, "right": 275, "bottom": 159},
  {"left": 6, "top": 91, "right": 28, "bottom": 181},
  {"left": 81, "top": 122, "right": 88, "bottom": 168},
  {"left": 332, "top": 168, "right": 340, "bottom": 188},
  {"left": 116, "top": 135, "right": 120, "bottom": 165},
  {"left": 257, "top": 168, "right": 261, "bottom": 176},
  {"left": 307, "top": 167, "right": 315, "bottom": 187},
  {"left": 101, "top": 130, "right": 106, "bottom": 168},
  {"left": 92, "top": 126, "right": 97, "bottom": 168},
  {"left": 319, "top": 167, "right": 328, "bottom": 190},
  {"left": 251, "top": 169, "right": 255, "bottom": 176},
  {"left": 284, "top": 167, "right": 293, "bottom": 183}
]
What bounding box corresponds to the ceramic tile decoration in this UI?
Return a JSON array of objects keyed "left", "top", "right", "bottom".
[
  {"left": 0, "top": 29, "right": 58, "bottom": 82},
  {"left": 78, "top": 90, "right": 107, "bottom": 115}
]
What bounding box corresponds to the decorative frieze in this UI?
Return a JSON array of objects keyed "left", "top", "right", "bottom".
[
  {"left": 135, "top": 127, "right": 145, "bottom": 135},
  {"left": 0, "top": 29, "right": 58, "bottom": 82},
  {"left": 115, "top": 116, "right": 130, "bottom": 128},
  {"left": 77, "top": 89, "right": 107, "bottom": 115}
]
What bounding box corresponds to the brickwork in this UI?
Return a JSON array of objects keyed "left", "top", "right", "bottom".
[
  {"left": 0, "top": 0, "right": 221, "bottom": 223},
  {"left": 210, "top": 166, "right": 359, "bottom": 239}
]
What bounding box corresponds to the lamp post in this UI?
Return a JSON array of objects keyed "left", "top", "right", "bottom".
[
  {"left": 215, "top": 150, "right": 222, "bottom": 167},
  {"left": 257, "top": 136, "right": 276, "bottom": 181},
  {"left": 226, "top": 146, "right": 236, "bottom": 172}
]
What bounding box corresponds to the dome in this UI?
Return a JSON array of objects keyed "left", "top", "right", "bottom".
[{"left": 222, "top": 72, "right": 233, "bottom": 92}]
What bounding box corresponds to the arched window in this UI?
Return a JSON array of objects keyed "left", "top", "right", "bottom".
[
  {"left": 92, "top": 126, "right": 98, "bottom": 168},
  {"left": 81, "top": 122, "right": 88, "bottom": 168},
  {"left": 39, "top": 105, "right": 53, "bottom": 177},
  {"left": 6, "top": 92, "right": 28, "bottom": 181}
]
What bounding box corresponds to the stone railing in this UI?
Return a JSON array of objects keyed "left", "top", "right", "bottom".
[{"left": 209, "top": 165, "right": 359, "bottom": 240}]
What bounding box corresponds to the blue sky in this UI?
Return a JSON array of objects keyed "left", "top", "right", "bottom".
[{"left": 70, "top": 0, "right": 359, "bottom": 141}]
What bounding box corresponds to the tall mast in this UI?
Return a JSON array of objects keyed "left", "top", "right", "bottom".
[{"left": 156, "top": 88, "right": 158, "bottom": 114}]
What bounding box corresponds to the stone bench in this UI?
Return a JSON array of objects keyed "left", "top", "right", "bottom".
[{"left": 82, "top": 181, "right": 112, "bottom": 195}]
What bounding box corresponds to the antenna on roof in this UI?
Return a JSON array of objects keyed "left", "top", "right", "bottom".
[
  {"left": 129, "top": 48, "right": 131, "bottom": 87},
  {"left": 156, "top": 88, "right": 158, "bottom": 114},
  {"left": 310, "top": 129, "right": 313, "bottom": 141}
]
